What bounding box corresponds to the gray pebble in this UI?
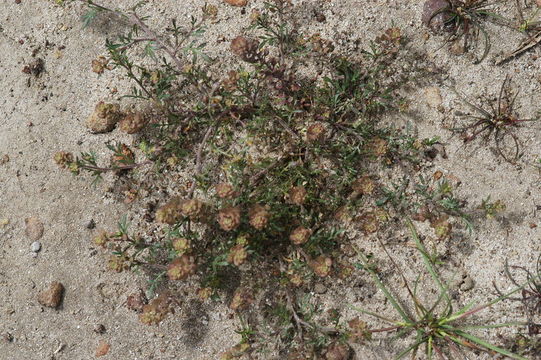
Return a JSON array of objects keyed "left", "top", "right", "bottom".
[
  {"left": 30, "top": 241, "right": 41, "bottom": 253},
  {"left": 460, "top": 275, "right": 475, "bottom": 292},
  {"left": 84, "top": 219, "right": 95, "bottom": 229}
]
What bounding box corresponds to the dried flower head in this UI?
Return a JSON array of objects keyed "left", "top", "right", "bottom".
[
  {"left": 289, "top": 226, "right": 312, "bottom": 245},
  {"left": 430, "top": 216, "right": 452, "bottom": 239},
  {"left": 155, "top": 197, "right": 183, "bottom": 225},
  {"left": 230, "top": 36, "right": 260, "bottom": 63},
  {"left": 248, "top": 204, "right": 269, "bottom": 230},
  {"left": 306, "top": 122, "right": 327, "bottom": 142},
  {"left": 126, "top": 290, "right": 147, "bottom": 313},
  {"left": 220, "top": 343, "right": 250, "bottom": 360},
  {"left": 110, "top": 143, "right": 134, "bottom": 168},
  {"left": 53, "top": 151, "right": 74, "bottom": 169},
  {"left": 368, "top": 137, "right": 388, "bottom": 157},
  {"left": 93, "top": 230, "right": 109, "bottom": 248},
  {"left": 180, "top": 199, "right": 206, "bottom": 221},
  {"left": 171, "top": 237, "right": 191, "bottom": 255},
  {"left": 348, "top": 317, "right": 372, "bottom": 344},
  {"left": 119, "top": 111, "right": 147, "bottom": 134},
  {"left": 91, "top": 56, "right": 108, "bottom": 74},
  {"left": 230, "top": 288, "right": 254, "bottom": 311},
  {"left": 309, "top": 34, "right": 335, "bottom": 54},
  {"left": 197, "top": 287, "right": 213, "bottom": 301},
  {"left": 222, "top": 71, "right": 240, "bottom": 91},
  {"left": 324, "top": 342, "right": 352, "bottom": 360},
  {"left": 352, "top": 176, "right": 376, "bottom": 195},
  {"left": 310, "top": 255, "right": 332, "bottom": 277},
  {"left": 167, "top": 255, "right": 197, "bottom": 280},
  {"left": 215, "top": 182, "right": 237, "bottom": 199},
  {"left": 288, "top": 185, "right": 307, "bottom": 205},
  {"left": 359, "top": 211, "right": 379, "bottom": 234},
  {"left": 227, "top": 244, "right": 248, "bottom": 266},
  {"left": 202, "top": 4, "right": 219, "bottom": 20},
  {"left": 86, "top": 101, "right": 122, "bottom": 133},
  {"left": 217, "top": 206, "right": 241, "bottom": 231},
  {"left": 108, "top": 254, "right": 128, "bottom": 272},
  {"left": 288, "top": 271, "right": 303, "bottom": 287},
  {"left": 139, "top": 294, "right": 171, "bottom": 325}
]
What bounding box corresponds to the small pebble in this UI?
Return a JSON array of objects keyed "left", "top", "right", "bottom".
[
  {"left": 95, "top": 341, "right": 110, "bottom": 357},
  {"left": 30, "top": 241, "right": 41, "bottom": 253},
  {"left": 25, "top": 217, "right": 44, "bottom": 241},
  {"left": 3, "top": 332, "right": 13, "bottom": 343},
  {"left": 460, "top": 275, "right": 475, "bottom": 291},
  {"left": 423, "top": 87, "right": 442, "bottom": 108},
  {"left": 93, "top": 324, "right": 106, "bottom": 334},
  {"left": 38, "top": 281, "right": 64, "bottom": 308},
  {"left": 84, "top": 219, "right": 96, "bottom": 229}
]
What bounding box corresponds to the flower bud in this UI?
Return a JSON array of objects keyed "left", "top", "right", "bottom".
[
  {"left": 289, "top": 226, "right": 312, "bottom": 245},
  {"left": 217, "top": 206, "right": 241, "bottom": 231}
]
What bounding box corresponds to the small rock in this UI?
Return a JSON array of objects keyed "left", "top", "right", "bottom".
[
  {"left": 224, "top": 0, "right": 248, "bottom": 6},
  {"left": 0, "top": 218, "right": 9, "bottom": 228},
  {"left": 460, "top": 275, "right": 474, "bottom": 291},
  {"left": 30, "top": 241, "right": 41, "bottom": 253},
  {"left": 84, "top": 219, "right": 96, "bottom": 229},
  {"left": 25, "top": 217, "right": 44, "bottom": 241},
  {"left": 37, "top": 281, "right": 64, "bottom": 308},
  {"left": 314, "top": 283, "right": 327, "bottom": 294},
  {"left": 422, "top": 0, "right": 452, "bottom": 32},
  {"left": 423, "top": 87, "right": 442, "bottom": 108},
  {"left": 0, "top": 154, "right": 9, "bottom": 165},
  {"left": 93, "top": 324, "right": 106, "bottom": 334},
  {"left": 95, "top": 341, "right": 110, "bottom": 357},
  {"left": 3, "top": 332, "right": 13, "bottom": 343}
]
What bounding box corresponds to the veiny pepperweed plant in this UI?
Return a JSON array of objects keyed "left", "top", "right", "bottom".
[
  {"left": 353, "top": 220, "right": 532, "bottom": 359},
  {"left": 50, "top": 0, "right": 528, "bottom": 357}
]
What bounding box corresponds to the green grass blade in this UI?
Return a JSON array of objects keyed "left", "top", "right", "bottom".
[
  {"left": 454, "top": 322, "right": 526, "bottom": 330},
  {"left": 445, "top": 279, "right": 530, "bottom": 323},
  {"left": 395, "top": 337, "right": 425, "bottom": 360},
  {"left": 348, "top": 305, "right": 401, "bottom": 325},
  {"left": 407, "top": 220, "right": 450, "bottom": 303},
  {"left": 355, "top": 248, "right": 412, "bottom": 323},
  {"left": 452, "top": 330, "right": 528, "bottom": 360}
]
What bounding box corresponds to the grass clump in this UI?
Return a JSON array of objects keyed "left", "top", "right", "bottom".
[
  {"left": 353, "top": 220, "right": 532, "bottom": 359},
  {"left": 450, "top": 76, "right": 539, "bottom": 163}
]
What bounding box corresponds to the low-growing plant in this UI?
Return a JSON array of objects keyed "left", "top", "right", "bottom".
[
  {"left": 352, "top": 220, "right": 531, "bottom": 359},
  {"left": 494, "top": 254, "right": 541, "bottom": 336},
  {"left": 423, "top": 0, "right": 506, "bottom": 63},
  {"left": 451, "top": 76, "right": 538, "bottom": 163},
  {"left": 51, "top": 0, "right": 502, "bottom": 357}
]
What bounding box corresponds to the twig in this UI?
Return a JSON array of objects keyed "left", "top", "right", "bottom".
[
  {"left": 187, "top": 126, "right": 215, "bottom": 198},
  {"left": 285, "top": 293, "right": 338, "bottom": 336},
  {"left": 495, "top": 29, "right": 541, "bottom": 65},
  {"left": 81, "top": 160, "right": 152, "bottom": 173},
  {"left": 82, "top": 0, "right": 185, "bottom": 72},
  {"left": 129, "top": 13, "right": 185, "bottom": 72}
]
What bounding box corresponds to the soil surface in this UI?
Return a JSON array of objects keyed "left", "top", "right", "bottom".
[{"left": 1, "top": 0, "right": 540, "bottom": 359}]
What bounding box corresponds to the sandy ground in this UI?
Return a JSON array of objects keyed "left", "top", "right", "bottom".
[{"left": 1, "top": 0, "right": 540, "bottom": 359}]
